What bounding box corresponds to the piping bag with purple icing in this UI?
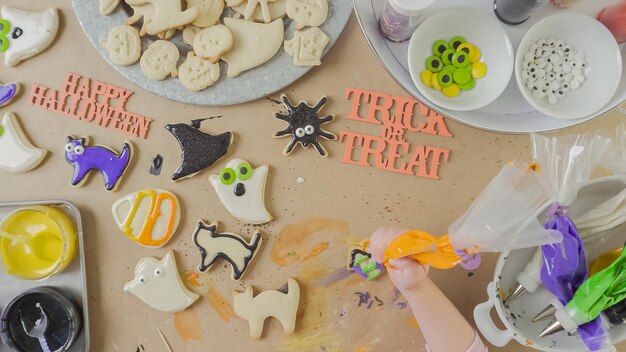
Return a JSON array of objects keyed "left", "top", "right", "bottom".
[{"left": 532, "top": 132, "right": 613, "bottom": 351}]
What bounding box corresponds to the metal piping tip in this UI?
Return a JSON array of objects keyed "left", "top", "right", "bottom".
[
  {"left": 505, "top": 283, "right": 527, "bottom": 303},
  {"left": 532, "top": 305, "right": 557, "bottom": 322},
  {"left": 568, "top": 329, "right": 579, "bottom": 336},
  {"left": 539, "top": 319, "right": 564, "bottom": 338}
]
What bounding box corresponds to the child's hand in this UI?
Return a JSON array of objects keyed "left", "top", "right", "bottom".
[{"left": 369, "top": 227, "right": 429, "bottom": 291}]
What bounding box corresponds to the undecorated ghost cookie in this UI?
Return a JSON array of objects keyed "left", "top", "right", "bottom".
[
  {"left": 285, "top": 0, "right": 328, "bottom": 29},
  {"left": 178, "top": 52, "right": 220, "bottom": 91},
  {"left": 231, "top": 0, "right": 287, "bottom": 23},
  {"left": 140, "top": 40, "right": 179, "bottom": 80},
  {"left": 193, "top": 25, "right": 233, "bottom": 63},
  {"left": 221, "top": 17, "right": 284, "bottom": 77},
  {"left": 102, "top": 25, "right": 142, "bottom": 66},
  {"left": 284, "top": 26, "right": 329, "bottom": 66},
  {"left": 125, "top": 0, "right": 199, "bottom": 35},
  {"left": 187, "top": 0, "right": 225, "bottom": 28}
]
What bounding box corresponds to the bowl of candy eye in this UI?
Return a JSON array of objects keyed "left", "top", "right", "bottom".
[
  {"left": 408, "top": 7, "right": 514, "bottom": 112},
  {"left": 515, "top": 12, "right": 622, "bottom": 120}
]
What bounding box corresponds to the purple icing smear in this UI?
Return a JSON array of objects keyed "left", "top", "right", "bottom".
[{"left": 0, "top": 83, "right": 18, "bottom": 106}]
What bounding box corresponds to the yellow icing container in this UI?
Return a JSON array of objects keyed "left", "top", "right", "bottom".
[{"left": 0, "top": 205, "right": 77, "bottom": 280}]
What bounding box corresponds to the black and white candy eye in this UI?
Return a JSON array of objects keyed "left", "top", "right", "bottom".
[
  {"left": 74, "top": 145, "right": 85, "bottom": 155},
  {"left": 138, "top": 275, "right": 147, "bottom": 284},
  {"left": 11, "top": 27, "right": 23, "bottom": 40},
  {"left": 304, "top": 125, "right": 315, "bottom": 135},
  {"left": 295, "top": 127, "right": 305, "bottom": 138},
  {"left": 154, "top": 267, "right": 163, "bottom": 277},
  {"left": 65, "top": 143, "right": 74, "bottom": 152}
]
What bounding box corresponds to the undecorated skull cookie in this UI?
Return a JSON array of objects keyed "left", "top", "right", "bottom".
[
  {"left": 140, "top": 40, "right": 179, "bottom": 80},
  {"left": 125, "top": 0, "right": 199, "bottom": 35},
  {"left": 231, "top": 0, "right": 287, "bottom": 23},
  {"left": 101, "top": 25, "right": 142, "bottom": 66},
  {"left": 187, "top": 0, "right": 225, "bottom": 28},
  {"left": 285, "top": 0, "right": 328, "bottom": 29},
  {"left": 178, "top": 52, "right": 220, "bottom": 91},
  {"left": 284, "top": 26, "right": 329, "bottom": 66},
  {"left": 193, "top": 25, "right": 233, "bottom": 63}
]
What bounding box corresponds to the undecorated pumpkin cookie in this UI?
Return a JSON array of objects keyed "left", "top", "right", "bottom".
[
  {"left": 193, "top": 25, "right": 233, "bottom": 63},
  {"left": 187, "top": 0, "right": 225, "bottom": 28},
  {"left": 140, "top": 40, "right": 180, "bottom": 80},
  {"left": 285, "top": 0, "right": 328, "bottom": 29},
  {"left": 102, "top": 25, "right": 142, "bottom": 66},
  {"left": 178, "top": 52, "right": 220, "bottom": 91}
]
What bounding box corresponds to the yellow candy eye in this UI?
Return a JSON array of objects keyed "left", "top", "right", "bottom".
[
  {"left": 470, "top": 46, "right": 482, "bottom": 63},
  {"left": 457, "top": 43, "right": 476, "bottom": 59},
  {"left": 471, "top": 62, "right": 487, "bottom": 79},
  {"left": 421, "top": 70, "right": 433, "bottom": 87},
  {"left": 442, "top": 84, "right": 460, "bottom": 97},
  {"left": 431, "top": 73, "right": 442, "bottom": 90}
]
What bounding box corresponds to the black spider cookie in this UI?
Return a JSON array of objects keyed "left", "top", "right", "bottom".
[{"left": 273, "top": 94, "right": 337, "bottom": 158}]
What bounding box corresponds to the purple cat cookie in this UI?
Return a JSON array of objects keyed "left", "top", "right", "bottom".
[{"left": 64, "top": 136, "right": 133, "bottom": 191}]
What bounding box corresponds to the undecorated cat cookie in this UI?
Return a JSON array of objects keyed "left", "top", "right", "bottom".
[
  {"left": 0, "top": 112, "right": 47, "bottom": 173},
  {"left": 125, "top": 0, "right": 199, "bottom": 35},
  {"left": 102, "top": 25, "right": 142, "bottom": 66},
  {"left": 221, "top": 17, "right": 284, "bottom": 77},
  {"left": 182, "top": 25, "right": 202, "bottom": 46},
  {"left": 140, "top": 40, "right": 179, "bottom": 80},
  {"left": 231, "top": 0, "right": 287, "bottom": 23},
  {"left": 284, "top": 26, "right": 329, "bottom": 66},
  {"left": 285, "top": 0, "right": 328, "bottom": 30},
  {"left": 193, "top": 25, "right": 233, "bottom": 63},
  {"left": 187, "top": 0, "right": 225, "bottom": 28},
  {"left": 100, "top": 0, "right": 121, "bottom": 15},
  {"left": 178, "top": 52, "right": 220, "bottom": 91}
]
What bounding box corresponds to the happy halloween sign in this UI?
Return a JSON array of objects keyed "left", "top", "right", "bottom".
[{"left": 339, "top": 88, "right": 452, "bottom": 180}]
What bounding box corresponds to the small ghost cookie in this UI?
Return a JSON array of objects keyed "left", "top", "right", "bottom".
[
  {"left": 125, "top": 0, "right": 199, "bottom": 35},
  {"left": 182, "top": 25, "right": 202, "bottom": 46},
  {"left": 285, "top": 0, "right": 328, "bottom": 29},
  {"left": 284, "top": 26, "right": 329, "bottom": 66},
  {"left": 140, "top": 40, "right": 180, "bottom": 80},
  {"left": 187, "top": 0, "right": 225, "bottom": 28},
  {"left": 99, "top": 0, "right": 120, "bottom": 15},
  {"left": 102, "top": 25, "right": 142, "bottom": 66},
  {"left": 193, "top": 25, "right": 233, "bottom": 63},
  {"left": 178, "top": 52, "right": 220, "bottom": 92},
  {"left": 231, "top": 0, "right": 287, "bottom": 23}
]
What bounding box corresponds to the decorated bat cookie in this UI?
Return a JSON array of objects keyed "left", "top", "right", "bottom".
[
  {"left": 112, "top": 189, "right": 181, "bottom": 248},
  {"left": 124, "top": 0, "right": 199, "bottom": 36},
  {"left": 187, "top": 0, "right": 225, "bottom": 28},
  {"left": 284, "top": 27, "right": 329, "bottom": 67},
  {"left": 233, "top": 278, "right": 300, "bottom": 339},
  {"left": 0, "top": 81, "right": 19, "bottom": 107},
  {"left": 273, "top": 94, "right": 337, "bottom": 157},
  {"left": 285, "top": 0, "right": 328, "bottom": 30},
  {"left": 192, "top": 221, "right": 262, "bottom": 280},
  {"left": 0, "top": 6, "right": 60, "bottom": 67},
  {"left": 178, "top": 52, "right": 220, "bottom": 92},
  {"left": 0, "top": 112, "right": 47, "bottom": 173},
  {"left": 101, "top": 25, "right": 142, "bottom": 66},
  {"left": 165, "top": 122, "right": 233, "bottom": 181},
  {"left": 64, "top": 136, "right": 133, "bottom": 191},
  {"left": 209, "top": 158, "right": 273, "bottom": 224},
  {"left": 124, "top": 251, "right": 199, "bottom": 313}
]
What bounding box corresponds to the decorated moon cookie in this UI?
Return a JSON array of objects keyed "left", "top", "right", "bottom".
[
  {"left": 193, "top": 25, "right": 233, "bottom": 63},
  {"left": 64, "top": 136, "right": 133, "bottom": 191},
  {"left": 273, "top": 94, "right": 337, "bottom": 157},
  {"left": 231, "top": 0, "right": 287, "bottom": 23},
  {"left": 284, "top": 26, "right": 329, "bottom": 66},
  {"left": 0, "top": 81, "right": 19, "bottom": 107},
  {"left": 285, "top": 0, "right": 328, "bottom": 29},
  {"left": 209, "top": 158, "right": 273, "bottom": 224},
  {"left": 140, "top": 40, "right": 180, "bottom": 80},
  {"left": 101, "top": 25, "right": 142, "bottom": 66},
  {"left": 187, "top": 0, "right": 225, "bottom": 28},
  {"left": 0, "top": 6, "right": 60, "bottom": 67},
  {"left": 192, "top": 221, "right": 262, "bottom": 280},
  {"left": 221, "top": 17, "right": 284, "bottom": 77},
  {"left": 125, "top": 0, "right": 199, "bottom": 35},
  {"left": 178, "top": 52, "right": 221, "bottom": 91},
  {"left": 112, "top": 189, "right": 181, "bottom": 248},
  {"left": 124, "top": 251, "right": 199, "bottom": 313},
  {"left": 0, "top": 112, "right": 47, "bottom": 173}
]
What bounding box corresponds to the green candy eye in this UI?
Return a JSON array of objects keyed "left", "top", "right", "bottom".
[
  {"left": 219, "top": 168, "right": 236, "bottom": 185},
  {"left": 0, "top": 125, "right": 4, "bottom": 137},
  {"left": 437, "top": 71, "right": 453, "bottom": 88},
  {"left": 453, "top": 68, "right": 471, "bottom": 85},
  {"left": 0, "top": 20, "right": 10, "bottom": 36},
  {"left": 432, "top": 40, "right": 449, "bottom": 57},
  {"left": 458, "top": 78, "right": 475, "bottom": 90},
  {"left": 0, "top": 37, "right": 8, "bottom": 53},
  {"left": 443, "top": 64, "right": 456, "bottom": 74},
  {"left": 235, "top": 162, "right": 253, "bottom": 180},
  {"left": 425, "top": 56, "right": 442, "bottom": 72},
  {"left": 452, "top": 51, "right": 470, "bottom": 68},
  {"left": 450, "top": 36, "right": 466, "bottom": 50},
  {"left": 441, "top": 48, "right": 455, "bottom": 65}
]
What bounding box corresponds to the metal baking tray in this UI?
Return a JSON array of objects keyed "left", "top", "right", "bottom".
[{"left": 0, "top": 200, "right": 89, "bottom": 352}]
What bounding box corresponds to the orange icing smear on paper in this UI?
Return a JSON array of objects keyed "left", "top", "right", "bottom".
[
  {"left": 206, "top": 286, "right": 235, "bottom": 322},
  {"left": 301, "top": 242, "right": 330, "bottom": 262},
  {"left": 185, "top": 272, "right": 200, "bottom": 287},
  {"left": 174, "top": 309, "right": 202, "bottom": 342}
]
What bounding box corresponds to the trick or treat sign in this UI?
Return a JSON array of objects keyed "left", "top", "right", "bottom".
[{"left": 339, "top": 88, "right": 453, "bottom": 180}]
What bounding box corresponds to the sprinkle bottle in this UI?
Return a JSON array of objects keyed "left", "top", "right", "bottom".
[{"left": 379, "top": 0, "right": 434, "bottom": 43}]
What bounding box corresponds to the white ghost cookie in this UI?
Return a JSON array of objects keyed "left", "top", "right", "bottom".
[
  {"left": 285, "top": 0, "right": 328, "bottom": 29},
  {"left": 0, "top": 112, "right": 47, "bottom": 173},
  {"left": 182, "top": 25, "right": 201, "bottom": 46},
  {"left": 140, "top": 40, "right": 179, "bottom": 80},
  {"left": 100, "top": 0, "right": 120, "bottom": 15},
  {"left": 244, "top": 0, "right": 278, "bottom": 23},
  {"left": 231, "top": 0, "right": 287, "bottom": 23},
  {"left": 284, "top": 26, "right": 329, "bottom": 66},
  {"left": 209, "top": 158, "right": 272, "bottom": 224},
  {"left": 0, "top": 6, "right": 60, "bottom": 67},
  {"left": 178, "top": 52, "right": 220, "bottom": 91},
  {"left": 193, "top": 25, "right": 233, "bottom": 63},
  {"left": 101, "top": 25, "right": 142, "bottom": 66},
  {"left": 187, "top": 0, "right": 225, "bottom": 28},
  {"left": 222, "top": 17, "right": 284, "bottom": 77},
  {"left": 125, "top": 0, "right": 199, "bottom": 35}
]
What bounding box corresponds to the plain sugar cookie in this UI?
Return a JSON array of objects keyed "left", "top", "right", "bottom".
[
  {"left": 192, "top": 25, "right": 233, "bottom": 63},
  {"left": 244, "top": 0, "right": 278, "bottom": 23},
  {"left": 140, "top": 40, "right": 180, "bottom": 80},
  {"left": 125, "top": 0, "right": 199, "bottom": 35},
  {"left": 99, "top": 0, "right": 120, "bottom": 15},
  {"left": 182, "top": 25, "right": 201, "bottom": 46},
  {"left": 284, "top": 26, "right": 329, "bottom": 66},
  {"left": 187, "top": 0, "right": 225, "bottom": 28},
  {"left": 101, "top": 25, "right": 142, "bottom": 66},
  {"left": 225, "top": 0, "right": 245, "bottom": 6},
  {"left": 178, "top": 52, "right": 220, "bottom": 91},
  {"left": 231, "top": 0, "right": 287, "bottom": 23},
  {"left": 285, "top": 0, "right": 328, "bottom": 30},
  {"left": 221, "top": 17, "right": 284, "bottom": 77}
]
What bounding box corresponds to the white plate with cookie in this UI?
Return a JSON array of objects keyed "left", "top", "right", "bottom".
[{"left": 71, "top": 0, "right": 352, "bottom": 106}]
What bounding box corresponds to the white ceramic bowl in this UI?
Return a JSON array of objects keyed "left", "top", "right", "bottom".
[
  {"left": 408, "top": 7, "right": 514, "bottom": 112},
  {"left": 515, "top": 13, "right": 622, "bottom": 120}
]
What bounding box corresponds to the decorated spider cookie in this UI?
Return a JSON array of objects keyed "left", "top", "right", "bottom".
[
  {"left": 209, "top": 158, "right": 273, "bottom": 224},
  {"left": 140, "top": 40, "right": 179, "bottom": 80},
  {"left": 64, "top": 136, "right": 133, "bottom": 191},
  {"left": 286, "top": 0, "right": 327, "bottom": 29},
  {"left": 125, "top": 0, "right": 199, "bottom": 36},
  {"left": 193, "top": 25, "right": 233, "bottom": 63},
  {"left": 231, "top": 0, "right": 287, "bottom": 22},
  {"left": 222, "top": 17, "right": 284, "bottom": 77},
  {"left": 192, "top": 221, "right": 262, "bottom": 280},
  {"left": 178, "top": 52, "right": 221, "bottom": 91},
  {"left": 0, "top": 6, "right": 60, "bottom": 67},
  {"left": 112, "top": 189, "right": 181, "bottom": 248},
  {"left": 101, "top": 25, "right": 142, "bottom": 66},
  {"left": 0, "top": 81, "right": 19, "bottom": 107},
  {"left": 284, "top": 26, "right": 329, "bottom": 66},
  {"left": 124, "top": 251, "right": 199, "bottom": 313},
  {"left": 0, "top": 112, "right": 47, "bottom": 173},
  {"left": 273, "top": 94, "right": 337, "bottom": 157},
  {"left": 165, "top": 121, "right": 233, "bottom": 181},
  {"left": 99, "top": 0, "right": 120, "bottom": 15},
  {"left": 187, "top": 0, "right": 225, "bottom": 28}
]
